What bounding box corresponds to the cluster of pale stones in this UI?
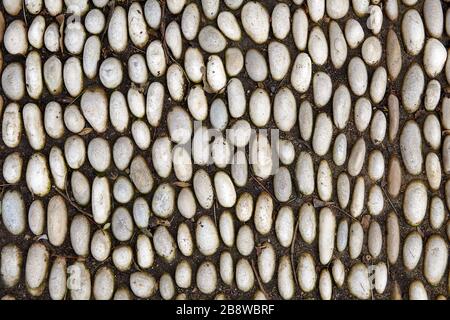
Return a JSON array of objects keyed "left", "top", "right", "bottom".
[{"left": 0, "top": 0, "right": 450, "bottom": 300}]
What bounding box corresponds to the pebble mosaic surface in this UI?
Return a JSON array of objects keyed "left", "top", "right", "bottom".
[{"left": 0, "top": 0, "right": 449, "bottom": 300}]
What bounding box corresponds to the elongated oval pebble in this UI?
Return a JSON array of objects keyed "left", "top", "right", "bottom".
[
  {"left": 424, "top": 235, "right": 448, "bottom": 286},
  {"left": 2, "top": 63, "right": 25, "bottom": 101},
  {"left": 254, "top": 192, "right": 273, "bottom": 235},
  {"left": 368, "top": 221, "right": 382, "bottom": 258},
  {"left": 332, "top": 259, "right": 345, "bottom": 288},
  {"left": 28, "top": 200, "right": 45, "bottom": 237},
  {"left": 348, "top": 57, "right": 367, "bottom": 96},
  {"left": 402, "top": 64, "right": 425, "bottom": 114},
  {"left": 111, "top": 246, "right": 133, "bottom": 272},
  {"left": 214, "top": 171, "right": 236, "bottom": 208},
  {"left": 235, "top": 258, "right": 254, "bottom": 292},
  {"left": 257, "top": 243, "right": 275, "bottom": 284},
  {"left": 347, "top": 263, "right": 370, "bottom": 300},
  {"left": 197, "top": 261, "right": 217, "bottom": 294},
  {"left": 291, "top": 53, "right": 312, "bottom": 93},
  {"left": 26, "top": 153, "right": 51, "bottom": 197},
  {"left": 402, "top": 9, "right": 425, "bottom": 56},
  {"left": 326, "top": 0, "right": 349, "bottom": 19},
  {"left": 345, "top": 19, "right": 364, "bottom": 49},
  {"left": 245, "top": 49, "right": 267, "bottom": 83},
  {"left": 354, "top": 98, "right": 372, "bottom": 132},
  {"left": 48, "top": 257, "right": 66, "bottom": 300},
  {"left": 335, "top": 173, "right": 350, "bottom": 211},
  {"left": 193, "top": 169, "right": 214, "bottom": 209},
  {"left": 374, "top": 262, "right": 388, "bottom": 294},
  {"left": 196, "top": 215, "right": 219, "bottom": 256},
  {"left": 176, "top": 223, "right": 193, "bottom": 258},
  {"left": 272, "top": 3, "right": 290, "bottom": 39},
  {"left": 387, "top": 212, "right": 400, "bottom": 265},
  {"left": 0, "top": 244, "right": 22, "bottom": 288},
  {"left": 218, "top": 211, "right": 234, "bottom": 248},
  {"left": 403, "top": 231, "right": 423, "bottom": 271},
  {"left": 130, "top": 272, "right": 156, "bottom": 299},
  {"left": 308, "top": 26, "right": 328, "bottom": 65},
  {"left": 403, "top": 181, "right": 427, "bottom": 226},
  {"left": 386, "top": 29, "right": 402, "bottom": 81},
  {"left": 70, "top": 215, "right": 90, "bottom": 257},
  {"left": 25, "top": 51, "right": 43, "bottom": 100},
  {"left": 312, "top": 113, "right": 333, "bottom": 156},
  {"left": 400, "top": 121, "right": 423, "bottom": 175},
  {"left": 329, "top": 21, "right": 347, "bottom": 69},
  {"left": 23, "top": 103, "right": 45, "bottom": 151},
  {"left": 319, "top": 269, "right": 332, "bottom": 300},
  {"left": 385, "top": 0, "right": 398, "bottom": 21},
  {"left": 317, "top": 160, "right": 332, "bottom": 201},
  {"left": 241, "top": 2, "right": 269, "bottom": 44},
  {"left": 236, "top": 225, "right": 254, "bottom": 256},
  {"left": 370, "top": 67, "right": 387, "bottom": 104},
  {"left": 250, "top": 133, "right": 273, "bottom": 179},
  {"left": 111, "top": 207, "right": 133, "bottom": 242},
  {"left": 268, "top": 42, "right": 290, "bottom": 82},
  {"left": 349, "top": 221, "right": 364, "bottom": 259},
  {"left": 224, "top": 47, "right": 243, "bottom": 77},
  {"left": 25, "top": 243, "right": 49, "bottom": 296},
  {"left": 275, "top": 207, "right": 294, "bottom": 247},
  {"left": 362, "top": 36, "right": 382, "bottom": 66},
  {"left": 424, "top": 0, "right": 443, "bottom": 38},
  {"left": 430, "top": 197, "right": 445, "bottom": 230},
  {"left": 409, "top": 280, "right": 428, "bottom": 300},
  {"left": 219, "top": 251, "right": 234, "bottom": 286},
  {"left": 278, "top": 255, "right": 295, "bottom": 300},
  {"left": 175, "top": 260, "right": 191, "bottom": 289},
  {"left": 153, "top": 226, "right": 176, "bottom": 263},
  {"left": 2, "top": 190, "right": 26, "bottom": 236},
  {"left": 198, "top": 26, "right": 226, "bottom": 54},
  {"left": 313, "top": 73, "right": 332, "bottom": 108},
  {"left": 47, "top": 195, "right": 67, "bottom": 246},
  {"left": 388, "top": 95, "right": 400, "bottom": 142},
  {"left": 332, "top": 85, "right": 351, "bottom": 130},
  {"left": 297, "top": 253, "right": 317, "bottom": 292},
  {"left": 426, "top": 153, "right": 441, "bottom": 190},
  {"left": 423, "top": 38, "right": 447, "bottom": 78},
  {"left": 336, "top": 219, "right": 348, "bottom": 252},
  {"left": 318, "top": 208, "right": 335, "bottom": 265},
  {"left": 217, "top": 11, "right": 241, "bottom": 41},
  {"left": 4, "top": 20, "right": 28, "bottom": 55},
  {"left": 348, "top": 138, "right": 366, "bottom": 176},
  {"left": 350, "top": 177, "right": 365, "bottom": 218}
]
